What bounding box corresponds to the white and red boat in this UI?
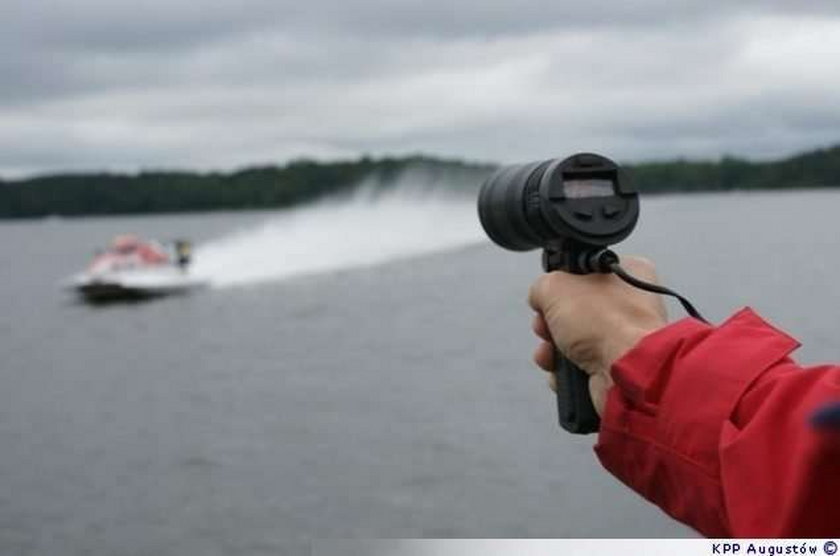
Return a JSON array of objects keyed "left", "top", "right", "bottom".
[{"left": 66, "top": 235, "right": 207, "bottom": 302}]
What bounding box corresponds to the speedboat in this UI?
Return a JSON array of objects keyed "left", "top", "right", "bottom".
[{"left": 66, "top": 235, "right": 208, "bottom": 303}]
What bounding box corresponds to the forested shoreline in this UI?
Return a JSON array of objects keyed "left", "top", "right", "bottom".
[{"left": 2, "top": 145, "right": 840, "bottom": 219}]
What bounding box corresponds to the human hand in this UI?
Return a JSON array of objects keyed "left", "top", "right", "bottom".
[{"left": 528, "top": 257, "right": 668, "bottom": 416}]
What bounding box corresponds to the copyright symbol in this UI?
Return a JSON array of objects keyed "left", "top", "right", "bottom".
[{"left": 825, "top": 541, "right": 837, "bottom": 555}]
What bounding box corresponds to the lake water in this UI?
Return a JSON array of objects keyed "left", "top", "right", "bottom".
[{"left": 2, "top": 187, "right": 839, "bottom": 555}]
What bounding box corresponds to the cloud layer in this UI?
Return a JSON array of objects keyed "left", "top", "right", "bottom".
[{"left": 3, "top": 1, "right": 840, "bottom": 176}]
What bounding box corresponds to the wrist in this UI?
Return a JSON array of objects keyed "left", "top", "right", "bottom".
[{"left": 602, "top": 321, "right": 663, "bottom": 371}]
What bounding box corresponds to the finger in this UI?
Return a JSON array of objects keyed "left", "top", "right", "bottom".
[
  {"left": 528, "top": 276, "right": 544, "bottom": 313},
  {"left": 531, "top": 313, "right": 552, "bottom": 342},
  {"left": 529, "top": 271, "right": 581, "bottom": 314},
  {"left": 588, "top": 373, "right": 608, "bottom": 418},
  {"left": 533, "top": 341, "right": 554, "bottom": 372},
  {"left": 547, "top": 372, "right": 557, "bottom": 393},
  {"left": 528, "top": 273, "right": 558, "bottom": 312}
]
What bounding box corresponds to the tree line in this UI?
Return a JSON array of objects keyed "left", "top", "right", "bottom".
[
  {"left": 629, "top": 144, "right": 840, "bottom": 193},
  {"left": 1, "top": 145, "right": 839, "bottom": 219}
]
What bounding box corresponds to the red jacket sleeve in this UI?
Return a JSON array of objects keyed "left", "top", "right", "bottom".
[{"left": 594, "top": 307, "right": 840, "bottom": 537}]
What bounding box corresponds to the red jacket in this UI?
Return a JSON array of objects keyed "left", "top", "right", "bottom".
[{"left": 595, "top": 308, "right": 840, "bottom": 537}]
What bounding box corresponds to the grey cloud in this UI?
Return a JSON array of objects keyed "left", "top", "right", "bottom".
[
  {"left": 15, "top": 0, "right": 840, "bottom": 52},
  {"left": 2, "top": 0, "right": 840, "bottom": 176}
]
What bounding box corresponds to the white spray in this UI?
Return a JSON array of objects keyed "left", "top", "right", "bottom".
[{"left": 191, "top": 167, "right": 487, "bottom": 288}]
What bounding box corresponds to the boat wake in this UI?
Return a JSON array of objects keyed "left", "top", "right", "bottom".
[{"left": 191, "top": 176, "right": 484, "bottom": 288}]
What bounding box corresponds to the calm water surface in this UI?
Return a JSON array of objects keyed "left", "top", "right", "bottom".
[{"left": 1, "top": 190, "right": 839, "bottom": 555}]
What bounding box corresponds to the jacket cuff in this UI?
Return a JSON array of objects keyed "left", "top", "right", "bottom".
[{"left": 594, "top": 308, "right": 800, "bottom": 536}]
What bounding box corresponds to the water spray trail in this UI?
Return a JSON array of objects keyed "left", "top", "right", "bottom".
[{"left": 192, "top": 176, "right": 485, "bottom": 288}]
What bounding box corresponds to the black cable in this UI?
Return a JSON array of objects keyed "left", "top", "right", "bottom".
[{"left": 609, "top": 262, "right": 708, "bottom": 324}]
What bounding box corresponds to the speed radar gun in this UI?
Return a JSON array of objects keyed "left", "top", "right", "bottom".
[{"left": 477, "top": 153, "right": 705, "bottom": 435}]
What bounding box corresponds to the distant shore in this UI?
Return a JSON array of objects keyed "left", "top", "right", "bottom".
[{"left": 1, "top": 145, "right": 839, "bottom": 219}]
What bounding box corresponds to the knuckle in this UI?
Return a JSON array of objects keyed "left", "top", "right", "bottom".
[
  {"left": 624, "top": 255, "right": 657, "bottom": 280},
  {"left": 527, "top": 277, "right": 544, "bottom": 309},
  {"left": 532, "top": 346, "right": 543, "bottom": 367},
  {"left": 531, "top": 314, "right": 544, "bottom": 336},
  {"left": 562, "top": 337, "right": 601, "bottom": 371},
  {"left": 529, "top": 272, "right": 559, "bottom": 310}
]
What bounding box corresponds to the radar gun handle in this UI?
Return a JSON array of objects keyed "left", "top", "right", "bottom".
[
  {"left": 543, "top": 248, "right": 602, "bottom": 434},
  {"left": 554, "top": 353, "right": 600, "bottom": 434}
]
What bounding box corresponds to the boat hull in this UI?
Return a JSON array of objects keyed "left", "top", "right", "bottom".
[{"left": 67, "top": 268, "right": 207, "bottom": 303}]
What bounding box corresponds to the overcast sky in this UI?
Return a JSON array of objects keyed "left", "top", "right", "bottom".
[{"left": 3, "top": 1, "right": 840, "bottom": 177}]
